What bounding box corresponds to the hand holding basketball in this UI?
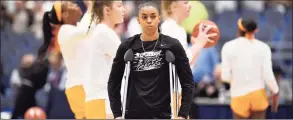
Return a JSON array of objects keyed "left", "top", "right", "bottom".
[{"left": 192, "top": 20, "right": 220, "bottom": 48}]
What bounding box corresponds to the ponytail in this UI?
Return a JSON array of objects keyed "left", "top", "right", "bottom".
[
  {"left": 87, "top": 0, "right": 98, "bottom": 34},
  {"left": 38, "top": 2, "right": 63, "bottom": 60},
  {"left": 87, "top": 0, "right": 112, "bottom": 34},
  {"left": 237, "top": 18, "right": 257, "bottom": 37},
  {"left": 38, "top": 12, "right": 53, "bottom": 60}
]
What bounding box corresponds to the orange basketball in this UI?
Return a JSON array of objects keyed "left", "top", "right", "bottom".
[
  {"left": 192, "top": 20, "right": 220, "bottom": 48},
  {"left": 24, "top": 106, "right": 47, "bottom": 119}
]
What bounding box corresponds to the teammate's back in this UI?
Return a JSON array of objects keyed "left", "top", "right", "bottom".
[
  {"left": 222, "top": 37, "right": 275, "bottom": 97},
  {"left": 221, "top": 18, "right": 279, "bottom": 119}
]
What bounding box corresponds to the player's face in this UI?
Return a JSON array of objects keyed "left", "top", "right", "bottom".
[
  {"left": 108, "top": 1, "right": 125, "bottom": 24},
  {"left": 174, "top": 1, "right": 191, "bottom": 19},
  {"left": 137, "top": 6, "right": 160, "bottom": 34}
]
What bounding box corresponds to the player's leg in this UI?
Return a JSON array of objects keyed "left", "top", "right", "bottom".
[
  {"left": 106, "top": 114, "right": 114, "bottom": 119},
  {"left": 233, "top": 113, "right": 248, "bottom": 119},
  {"left": 250, "top": 111, "right": 266, "bottom": 119},
  {"left": 65, "top": 84, "right": 86, "bottom": 119},
  {"left": 106, "top": 100, "right": 114, "bottom": 119}
]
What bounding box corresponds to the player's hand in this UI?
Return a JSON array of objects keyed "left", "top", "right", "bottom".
[
  {"left": 63, "top": 2, "right": 82, "bottom": 26},
  {"left": 115, "top": 116, "right": 122, "bottom": 119},
  {"left": 271, "top": 92, "right": 279, "bottom": 113},
  {"left": 192, "top": 23, "right": 217, "bottom": 46}
]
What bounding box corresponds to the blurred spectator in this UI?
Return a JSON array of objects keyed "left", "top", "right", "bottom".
[
  {"left": 10, "top": 54, "right": 36, "bottom": 98},
  {"left": 46, "top": 51, "right": 65, "bottom": 90},
  {"left": 192, "top": 47, "right": 219, "bottom": 83},
  {"left": 213, "top": 64, "right": 221, "bottom": 82},
  {"left": 267, "top": 0, "right": 293, "bottom": 8},
  {"left": 0, "top": 2, "right": 13, "bottom": 30},
  {"left": 41, "top": 1, "right": 54, "bottom": 13},
  {"left": 11, "top": 54, "right": 48, "bottom": 118},
  {"left": 265, "top": 1, "right": 287, "bottom": 14},
  {"left": 214, "top": 1, "right": 237, "bottom": 14},
  {"left": 272, "top": 65, "right": 292, "bottom": 104},
  {"left": 192, "top": 47, "right": 219, "bottom": 98},
  {"left": 0, "top": 61, "right": 2, "bottom": 77},
  {"left": 242, "top": 1, "right": 265, "bottom": 12},
  {"left": 126, "top": 16, "right": 141, "bottom": 38},
  {"left": 45, "top": 51, "right": 73, "bottom": 118},
  {"left": 213, "top": 64, "right": 230, "bottom": 91},
  {"left": 3, "top": 1, "right": 16, "bottom": 14},
  {"left": 196, "top": 82, "right": 219, "bottom": 98},
  {"left": 0, "top": 61, "right": 5, "bottom": 95},
  {"left": 124, "top": 1, "right": 142, "bottom": 39},
  {"left": 114, "top": 24, "right": 126, "bottom": 39},
  {"left": 11, "top": 1, "right": 35, "bottom": 34},
  {"left": 30, "top": 1, "right": 45, "bottom": 40}
]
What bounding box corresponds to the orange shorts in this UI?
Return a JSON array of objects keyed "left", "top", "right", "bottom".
[
  {"left": 230, "top": 89, "right": 269, "bottom": 118},
  {"left": 65, "top": 85, "right": 86, "bottom": 119},
  {"left": 85, "top": 99, "right": 107, "bottom": 119}
]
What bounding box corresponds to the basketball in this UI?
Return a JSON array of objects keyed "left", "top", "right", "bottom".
[
  {"left": 24, "top": 106, "right": 46, "bottom": 119},
  {"left": 192, "top": 20, "right": 220, "bottom": 48}
]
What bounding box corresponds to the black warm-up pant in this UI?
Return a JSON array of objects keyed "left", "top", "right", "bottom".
[
  {"left": 11, "top": 85, "right": 36, "bottom": 119},
  {"left": 125, "top": 106, "right": 171, "bottom": 119}
]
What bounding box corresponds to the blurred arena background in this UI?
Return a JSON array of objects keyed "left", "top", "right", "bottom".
[{"left": 0, "top": 0, "right": 292, "bottom": 119}]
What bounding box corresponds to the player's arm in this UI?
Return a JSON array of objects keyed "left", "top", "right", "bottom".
[
  {"left": 262, "top": 45, "right": 279, "bottom": 112},
  {"left": 172, "top": 40, "right": 195, "bottom": 119},
  {"left": 221, "top": 44, "right": 232, "bottom": 83},
  {"left": 100, "top": 32, "right": 121, "bottom": 58},
  {"left": 189, "top": 24, "right": 217, "bottom": 65},
  {"left": 161, "top": 24, "right": 194, "bottom": 64},
  {"left": 107, "top": 41, "right": 128, "bottom": 119},
  {"left": 58, "top": 25, "right": 86, "bottom": 46},
  {"left": 263, "top": 45, "right": 279, "bottom": 94}
]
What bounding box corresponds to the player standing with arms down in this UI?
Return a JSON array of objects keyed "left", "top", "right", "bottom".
[
  {"left": 84, "top": 1, "right": 125, "bottom": 119},
  {"left": 221, "top": 18, "right": 279, "bottom": 119},
  {"left": 108, "top": 2, "right": 198, "bottom": 119}
]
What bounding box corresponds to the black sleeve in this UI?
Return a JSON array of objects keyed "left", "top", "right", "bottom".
[
  {"left": 171, "top": 40, "right": 195, "bottom": 118},
  {"left": 107, "top": 42, "right": 128, "bottom": 118}
]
